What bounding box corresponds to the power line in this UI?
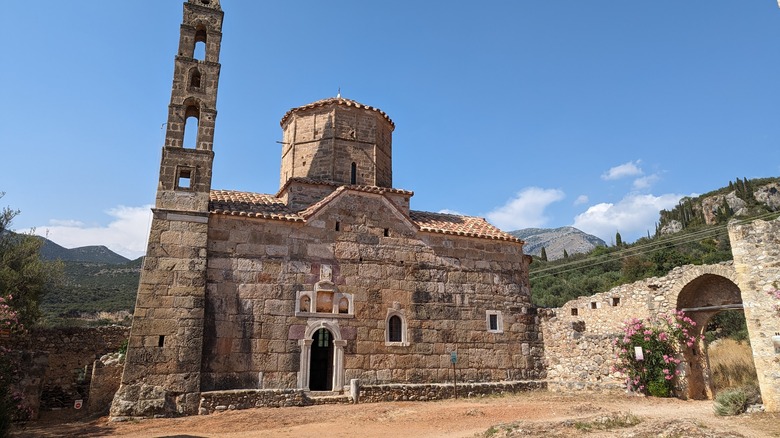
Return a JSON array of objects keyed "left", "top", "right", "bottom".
[{"left": 529, "top": 212, "right": 779, "bottom": 281}]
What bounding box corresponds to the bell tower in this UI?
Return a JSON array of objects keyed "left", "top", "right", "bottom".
[
  {"left": 111, "top": 0, "right": 223, "bottom": 418},
  {"left": 157, "top": 0, "right": 223, "bottom": 212}
]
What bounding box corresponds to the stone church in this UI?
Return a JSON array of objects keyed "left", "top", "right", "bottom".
[{"left": 112, "top": 0, "right": 543, "bottom": 417}]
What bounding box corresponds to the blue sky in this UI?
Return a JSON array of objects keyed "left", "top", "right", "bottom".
[{"left": 2, "top": 1, "right": 779, "bottom": 259}]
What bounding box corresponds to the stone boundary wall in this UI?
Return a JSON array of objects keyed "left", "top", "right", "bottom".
[
  {"left": 541, "top": 262, "right": 736, "bottom": 391},
  {"left": 357, "top": 380, "right": 546, "bottom": 403},
  {"left": 4, "top": 325, "right": 130, "bottom": 410},
  {"left": 198, "top": 380, "right": 546, "bottom": 414}
]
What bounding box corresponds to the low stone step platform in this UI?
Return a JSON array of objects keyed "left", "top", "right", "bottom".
[{"left": 306, "top": 391, "right": 352, "bottom": 405}]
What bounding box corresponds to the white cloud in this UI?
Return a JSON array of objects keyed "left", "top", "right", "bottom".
[
  {"left": 486, "top": 187, "right": 565, "bottom": 230},
  {"left": 632, "top": 174, "right": 660, "bottom": 190},
  {"left": 602, "top": 160, "right": 643, "bottom": 181},
  {"left": 574, "top": 195, "right": 589, "bottom": 206},
  {"left": 572, "top": 193, "right": 684, "bottom": 243},
  {"left": 27, "top": 205, "right": 153, "bottom": 259}
]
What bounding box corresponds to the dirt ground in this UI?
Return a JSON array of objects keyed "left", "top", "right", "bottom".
[{"left": 10, "top": 392, "right": 780, "bottom": 438}]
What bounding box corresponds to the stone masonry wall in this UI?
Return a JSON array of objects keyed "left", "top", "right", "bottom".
[
  {"left": 202, "top": 191, "right": 544, "bottom": 393},
  {"left": 87, "top": 353, "right": 124, "bottom": 415},
  {"left": 729, "top": 217, "right": 780, "bottom": 412},
  {"left": 197, "top": 381, "right": 546, "bottom": 414},
  {"left": 4, "top": 326, "right": 128, "bottom": 414}
]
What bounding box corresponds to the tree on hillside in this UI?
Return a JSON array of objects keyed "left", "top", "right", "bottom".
[
  {"left": 615, "top": 231, "right": 623, "bottom": 247},
  {"left": 562, "top": 249, "right": 569, "bottom": 259},
  {"left": 539, "top": 247, "right": 548, "bottom": 262},
  {"left": 0, "top": 193, "right": 62, "bottom": 430},
  {"left": 0, "top": 194, "right": 62, "bottom": 327}
]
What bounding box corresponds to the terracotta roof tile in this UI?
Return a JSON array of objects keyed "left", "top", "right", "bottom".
[
  {"left": 409, "top": 210, "right": 523, "bottom": 243},
  {"left": 209, "top": 190, "right": 304, "bottom": 222},
  {"left": 209, "top": 189, "right": 522, "bottom": 243},
  {"left": 279, "top": 97, "right": 394, "bottom": 128}
]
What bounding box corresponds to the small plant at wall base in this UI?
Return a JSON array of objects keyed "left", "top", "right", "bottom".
[{"left": 612, "top": 311, "right": 702, "bottom": 397}]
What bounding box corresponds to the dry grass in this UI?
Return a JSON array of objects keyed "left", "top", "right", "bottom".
[{"left": 708, "top": 338, "right": 758, "bottom": 391}]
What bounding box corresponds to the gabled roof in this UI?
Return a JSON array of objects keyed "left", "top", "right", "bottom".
[
  {"left": 279, "top": 97, "right": 395, "bottom": 129},
  {"left": 276, "top": 177, "right": 413, "bottom": 199},
  {"left": 209, "top": 189, "right": 522, "bottom": 243},
  {"left": 410, "top": 210, "right": 522, "bottom": 242}
]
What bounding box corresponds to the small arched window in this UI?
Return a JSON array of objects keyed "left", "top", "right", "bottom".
[
  {"left": 190, "top": 69, "right": 202, "bottom": 89},
  {"left": 388, "top": 315, "right": 402, "bottom": 342},
  {"left": 183, "top": 104, "right": 200, "bottom": 149},
  {"left": 350, "top": 162, "right": 357, "bottom": 185},
  {"left": 194, "top": 26, "right": 207, "bottom": 61},
  {"left": 299, "top": 296, "right": 311, "bottom": 313},
  {"left": 338, "top": 297, "right": 349, "bottom": 314}
]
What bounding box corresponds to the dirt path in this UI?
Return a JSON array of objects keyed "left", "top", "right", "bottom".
[{"left": 11, "top": 392, "right": 780, "bottom": 438}]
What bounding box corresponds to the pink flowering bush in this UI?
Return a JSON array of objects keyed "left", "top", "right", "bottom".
[
  {"left": 768, "top": 289, "right": 780, "bottom": 315},
  {"left": 1, "top": 293, "right": 32, "bottom": 434},
  {"left": 0, "top": 294, "right": 23, "bottom": 336},
  {"left": 612, "top": 310, "right": 702, "bottom": 397}
]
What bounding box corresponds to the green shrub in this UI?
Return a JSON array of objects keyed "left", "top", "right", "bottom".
[
  {"left": 118, "top": 338, "right": 129, "bottom": 355},
  {"left": 713, "top": 385, "right": 760, "bottom": 416},
  {"left": 648, "top": 379, "right": 671, "bottom": 398}
]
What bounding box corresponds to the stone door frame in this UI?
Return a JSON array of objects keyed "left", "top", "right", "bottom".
[{"left": 298, "top": 320, "right": 346, "bottom": 391}]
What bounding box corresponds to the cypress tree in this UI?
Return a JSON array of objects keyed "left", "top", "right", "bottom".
[{"left": 540, "top": 247, "right": 548, "bottom": 262}]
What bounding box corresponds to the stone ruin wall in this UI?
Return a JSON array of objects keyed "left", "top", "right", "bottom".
[
  {"left": 3, "top": 326, "right": 129, "bottom": 417},
  {"left": 729, "top": 217, "right": 780, "bottom": 412},
  {"left": 541, "top": 262, "right": 736, "bottom": 393}
]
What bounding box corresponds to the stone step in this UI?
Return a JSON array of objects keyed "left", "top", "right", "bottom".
[{"left": 306, "top": 392, "right": 352, "bottom": 405}]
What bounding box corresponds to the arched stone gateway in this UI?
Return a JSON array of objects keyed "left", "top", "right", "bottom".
[{"left": 671, "top": 271, "right": 743, "bottom": 400}]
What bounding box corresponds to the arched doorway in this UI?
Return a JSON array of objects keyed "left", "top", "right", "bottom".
[
  {"left": 298, "top": 320, "right": 347, "bottom": 392},
  {"left": 309, "top": 328, "right": 334, "bottom": 391},
  {"left": 676, "top": 273, "right": 744, "bottom": 400}
]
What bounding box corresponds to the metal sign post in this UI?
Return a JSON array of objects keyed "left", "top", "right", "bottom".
[{"left": 450, "top": 351, "right": 458, "bottom": 399}]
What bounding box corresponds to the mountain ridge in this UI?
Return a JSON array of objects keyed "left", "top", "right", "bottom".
[
  {"left": 36, "top": 236, "right": 131, "bottom": 264},
  {"left": 509, "top": 226, "right": 606, "bottom": 261}
]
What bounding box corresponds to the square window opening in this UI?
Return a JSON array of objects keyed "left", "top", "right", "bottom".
[
  {"left": 612, "top": 297, "right": 621, "bottom": 306},
  {"left": 571, "top": 308, "right": 578, "bottom": 316},
  {"left": 177, "top": 169, "right": 192, "bottom": 189},
  {"left": 590, "top": 302, "right": 598, "bottom": 309},
  {"left": 486, "top": 310, "right": 503, "bottom": 333}
]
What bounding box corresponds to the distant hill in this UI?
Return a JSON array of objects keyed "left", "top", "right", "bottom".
[
  {"left": 37, "top": 236, "right": 130, "bottom": 264},
  {"left": 510, "top": 226, "right": 606, "bottom": 261},
  {"left": 19, "top": 235, "right": 141, "bottom": 325}
]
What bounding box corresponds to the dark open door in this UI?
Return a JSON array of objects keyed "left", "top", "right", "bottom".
[{"left": 309, "top": 328, "right": 334, "bottom": 391}]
